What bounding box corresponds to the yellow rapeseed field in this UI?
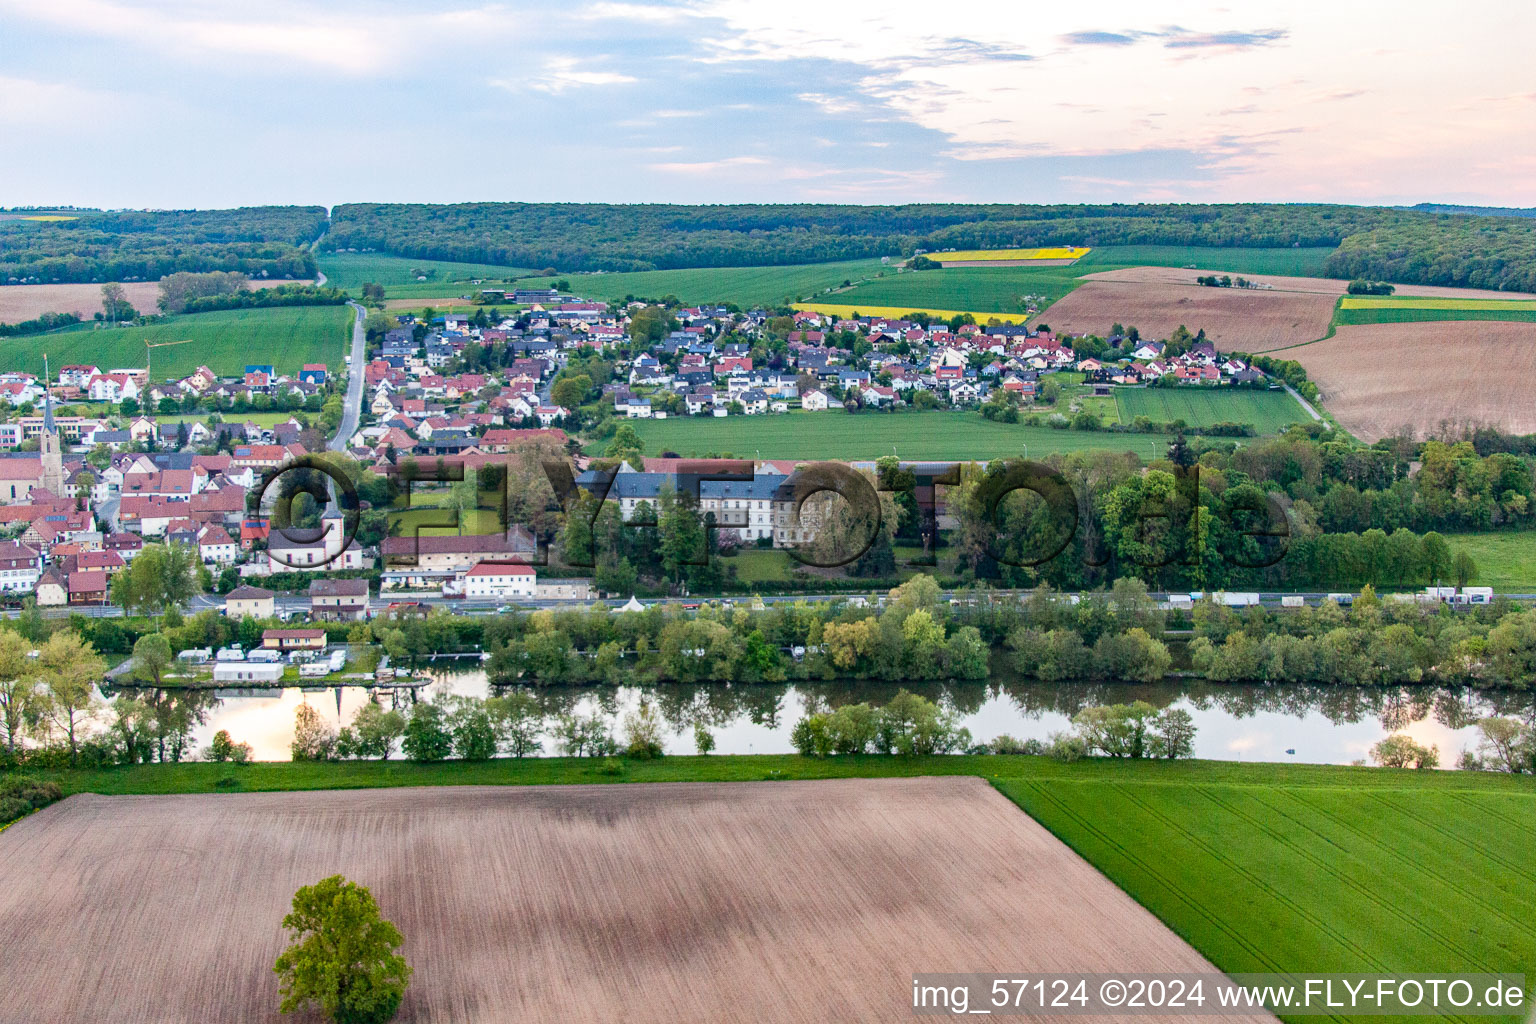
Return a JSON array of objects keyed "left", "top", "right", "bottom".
[
  {"left": 790, "top": 302, "right": 1031, "bottom": 323},
  {"left": 1339, "top": 295, "right": 1536, "bottom": 310},
  {"left": 932, "top": 246, "right": 1090, "bottom": 262}
]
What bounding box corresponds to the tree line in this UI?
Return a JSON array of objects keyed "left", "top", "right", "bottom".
[
  {"left": 0, "top": 206, "right": 325, "bottom": 285},
  {"left": 324, "top": 202, "right": 1536, "bottom": 290}
]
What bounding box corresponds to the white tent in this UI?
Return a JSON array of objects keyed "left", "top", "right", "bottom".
[{"left": 618, "top": 595, "right": 646, "bottom": 613}]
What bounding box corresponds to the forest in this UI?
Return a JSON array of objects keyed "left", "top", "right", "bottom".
[
  {"left": 0, "top": 206, "right": 327, "bottom": 284},
  {"left": 325, "top": 202, "right": 1536, "bottom": 290}
]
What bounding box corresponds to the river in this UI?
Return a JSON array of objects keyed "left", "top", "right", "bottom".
[{"left": 111, "top": 670, "right": 1535, "bottom": 767}]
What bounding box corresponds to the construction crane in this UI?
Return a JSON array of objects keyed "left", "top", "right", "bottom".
[{"left": 144, "top": 337, "right": 195, "bottom": 383}]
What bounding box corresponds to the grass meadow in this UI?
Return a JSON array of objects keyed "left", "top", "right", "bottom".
[
  {"left": 1441, "top": 532, "right": 1536, "bottom": 591},
  {"left": 609, "top": 410, "right": 1175, "bottom": 461},
  {"left": 512, "top": 258, "right": 890, "bottom": 308},
  {"left": 1115, "top": 387, "right": 1310, "bottom": 432},
  {"left": 317, "top": 252, "right": 536, "bottom": 297},
  {"left": 1000, "top": 774, "right": 1536, "bottom": 1023},
  {"left": 0, "top": 305, "right": 352, "bottom": 378},
  {"left": 820, "top": 265, "right": 1089, "bottom": 316}
]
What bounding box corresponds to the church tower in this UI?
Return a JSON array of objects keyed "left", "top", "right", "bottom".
[{"left": 39, "top": 355, "right": 65, "bottom": 497}]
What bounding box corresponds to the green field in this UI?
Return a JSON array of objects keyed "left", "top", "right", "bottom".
[
  {"left": 317, "top": 253, "right": 536, "bottom": 298},
  {"left": 609, "top": 410, "right": 1175, "bottom": 461},
  {"left": 829, "top": 246, "right": 1341, "bottom": 318},
  {"left": 513, "top": 258, "right": 890, "bottom": 308},
  {"left": 1335, "top": 307, "right": 1536, "bottom": 326},
  {"left": 1116, "top": 387, "right": 1310, "bottom": 432},
  {"left": 0, "top": 305, "right": 352, "bottom": 378},
  {"left": 1340, "top": 296, "right": 1536, "bottom": 310},
  {"left": 18, "top": 750, "right": 1535, "bottom": 1024},
  {"left": 828, "top": 265, "right": 1092, "bottom": 316},
  {"left": 1076, "top": 245, "right": 1339, "bottom": 277},
  {"left": 1001, "top": 775, "right": 1536, "bottom": 1023},
  {"left": 1441, "top": 532, "right": 1536, "bottom": 590}
]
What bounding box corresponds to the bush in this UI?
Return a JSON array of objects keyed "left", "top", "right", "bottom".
[
  {"left": 1046, "top": 732, "right": 1087, "bottom": 762},
  {"left": 1370, "top": 733, "right": 1440, "bottom": 769},
  {"left": 988, "top": 734, "right": 1044, "bottom": 756},
  {"left": 205, "top": 729, "right": 251, "bottom": 763},
  {"left": 0, "top": 776, "right": 64, "bottom": 825},
  {"left": 622, "top": 699, "right": 665, "bottom": 759},
  {"left": 401, "top": 702, "right": 453, "bottom": 762},
  {"left": 290, "top": 705, "right": 337, "bottom": 762}
]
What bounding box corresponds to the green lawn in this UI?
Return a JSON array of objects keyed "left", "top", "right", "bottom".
[
  {"left": 317, "top": 253, "right": 536, "bottom": 297},
  {"left": 1, "top": 306, "right": 352, "bottom": 378},
  {"left": 1000, "top": 775, "right": 1536, "bottom": 1023},
  {"left": 724, "top": 549, "right": 794, "bottom": 582},
  {"left": 609, "top": 410, "right": 1176, "bottom": 461},
  {"left": 392, "top": 490, "right": 504, "bottom": 538},
  {"left": 1441, "top": 532, "right": 1536, "bottom": 591},
  {"left": 155, "top": 411, "right": 299, "bottom": 427},
  {"left": 1115, "top": 387, "right": 1310, "bottom": 432},
  {"left": 1075, "top": 245, "right": 1339, "bottom": 277},
  {"left": 513, "top": 258, "right": 890, "bottom": 308}
]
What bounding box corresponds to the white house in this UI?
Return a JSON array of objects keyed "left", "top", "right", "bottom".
[
  {"left": 88, "top": 373, "right": 141, "bottom": 403},
  {"left": 801, "top": 389, "right": 829, "bottom": 411},
  {"left": 198, "top": 524, "right": 239, "bottom": 565},
  {"left": 462, "top": 562, "right": 537, "bottom": 599},
  {"left": 0, "top": 541, "right": 42, "bottom": 593}
]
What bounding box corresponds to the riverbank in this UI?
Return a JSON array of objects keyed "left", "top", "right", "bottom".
[{"left": 24, "top": 751, "right": 1536, "bottom": 797}]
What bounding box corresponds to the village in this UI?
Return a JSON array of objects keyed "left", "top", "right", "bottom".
[{"left": 0, "top": 284, "right": 1284, "bottom": 617}]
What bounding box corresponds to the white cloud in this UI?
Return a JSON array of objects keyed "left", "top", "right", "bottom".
[
  {"left": 690, "top": 0, "right": 1536, "bottom": 202},
  {"left": 493, "top": 55, "right": 639, "bottom": 95},
  {"left": 0, "top": 0, "right": 529, "bottom": 75},
  {"left": 648, "top": 155, "right": 768, "bottom": 173}
]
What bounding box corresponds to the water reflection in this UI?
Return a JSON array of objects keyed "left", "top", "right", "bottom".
[{"left": 106, "top": 670, "right": 1536, "bottom": 768}]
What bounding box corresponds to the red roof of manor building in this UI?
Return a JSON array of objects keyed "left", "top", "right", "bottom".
[{"left": 466, "top": 562, "right": 535, "bottom": 576}]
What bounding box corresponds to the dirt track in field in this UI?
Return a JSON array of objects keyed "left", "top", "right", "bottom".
[
  {"left": 0, "top": 280, "right": 313, "bottom": 323},
  {"left": 1291, "top": 320, "right": 1536, "bottom": 441},
  {"left": 0, "top": 777, "right": 1271, "bottom": 1024},
  {"left": 1034, "top": 278, "right": 1338, "bottom": 352}
]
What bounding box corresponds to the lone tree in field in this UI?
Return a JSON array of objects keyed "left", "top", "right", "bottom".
[{"left": 274, "top": 875, "right": 411, "bottom": 1024}]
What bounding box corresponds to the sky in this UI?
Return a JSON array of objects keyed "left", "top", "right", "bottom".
[{"left": 3, "top": 0, "right": 1535, "bottom": 210}]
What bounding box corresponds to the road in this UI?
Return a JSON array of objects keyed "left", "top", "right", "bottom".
[
  {"left": 25, "top": 586, "right": 1530, "bottom": 622},
  {"left": 1281, "top": 381, "right": 1323, "bottom": 422},
  {"left": 328, "top": 301, "right": 367, "bottom": 452}
]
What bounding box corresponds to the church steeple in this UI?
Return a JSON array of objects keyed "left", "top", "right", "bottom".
[{"left": 39, "top": 354, "right": 64, "bottom": 497}]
